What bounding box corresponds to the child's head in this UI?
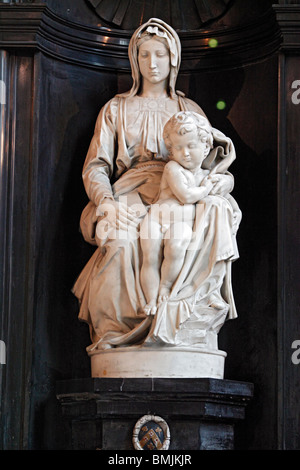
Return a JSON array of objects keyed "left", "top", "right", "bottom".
[{"left": 163, "top": 111, "right": 213, "bottom": 161}]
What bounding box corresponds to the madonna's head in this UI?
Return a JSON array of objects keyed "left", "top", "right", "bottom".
[{"left": 126, "top": 18, "right": 181, "bottom": 98}]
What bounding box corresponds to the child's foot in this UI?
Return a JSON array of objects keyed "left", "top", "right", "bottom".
[
  {"left": 143, "top": 300, "right": 157, "bottom": 316},
  {"left": 158, "top": 286, "right": 171, "bottom": 303}
]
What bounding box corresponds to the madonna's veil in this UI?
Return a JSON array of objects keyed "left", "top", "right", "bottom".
[{"left": 119, "top": 18, "right": 182, "bottom": 99}]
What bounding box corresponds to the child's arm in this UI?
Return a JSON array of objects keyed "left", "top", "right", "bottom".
[{"left": 164, "top": 161, "right": 213, "bottom": 204}]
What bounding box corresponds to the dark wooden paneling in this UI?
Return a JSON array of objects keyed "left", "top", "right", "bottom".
[
  {"left": 277, "top": 52, "right": 300, "bottom": 450},
  {"left": 0, "top": 51, "right": 36, "bottom": 449},
  {"left": 275, "top": 3, "right": 300, "bottom": 450},
  {"left": 282, "top": 55, "right": 300, "bottom": 449},
  {"left": 183, "top": 56, "right": 279, "bottom": 449},
  {"left": 0, "top": 50, "right": 10, "bottom": 451}
]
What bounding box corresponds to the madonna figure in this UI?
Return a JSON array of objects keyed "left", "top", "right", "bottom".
[{"left": 73, "top": 18, "right": 241, "bottom": 377}]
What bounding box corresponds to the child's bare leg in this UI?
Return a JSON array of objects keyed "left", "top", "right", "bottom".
[
  {"left": 159, "top": 222, "right": 193, "bottom": 302},
  {"left": 140, "top": 219, "right": 163, "bottom": 315}
]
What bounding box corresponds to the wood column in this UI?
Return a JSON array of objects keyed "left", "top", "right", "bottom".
[
  {"left": 0, "top": 47, "right": 39, "bottom": 449},
  {"left": 274, "top": 2, "right": 300, "bottom": 450}
]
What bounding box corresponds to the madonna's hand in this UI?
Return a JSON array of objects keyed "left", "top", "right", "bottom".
[
  {"left": 209, "top": 174, "right": 233, "bottom": 196},
  {"left": 97, "top": 198, "right": 140, "bottom": 231}
]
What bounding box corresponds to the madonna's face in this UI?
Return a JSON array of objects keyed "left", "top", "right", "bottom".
[{"left": 138, "top": 37, "right": 170, "bottom": 89}]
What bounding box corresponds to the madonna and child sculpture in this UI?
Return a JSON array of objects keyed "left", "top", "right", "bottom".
[{"left": 72, "top": 18, "right": 241, "bottom": 379}]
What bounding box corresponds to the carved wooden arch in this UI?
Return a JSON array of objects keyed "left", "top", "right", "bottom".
[{"left": 85, "top": 0, "right": 232, "bottom": 30}]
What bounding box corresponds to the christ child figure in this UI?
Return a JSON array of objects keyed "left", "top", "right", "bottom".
[{"left": 140, "top": 111, "right": 216, "bottom": 315}]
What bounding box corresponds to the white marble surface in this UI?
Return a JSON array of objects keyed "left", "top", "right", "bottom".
[{"left": 89, "top": 347, "right": 226, "bottom": 379}]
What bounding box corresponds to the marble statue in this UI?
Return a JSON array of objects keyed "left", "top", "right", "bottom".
[{"left": 73, "top": 18, "right": 241, "bottom": 378}]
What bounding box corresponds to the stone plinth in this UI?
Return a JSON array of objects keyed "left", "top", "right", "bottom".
[
  {"left": 56, "top": 377, "right": 253, "bottom": 450},
  {"left": 89, "top": 347, "right": 226, "bottom": 379}
]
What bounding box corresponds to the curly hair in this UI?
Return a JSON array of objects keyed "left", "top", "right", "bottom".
[{"left": 163, "top": 111, "right": 213, "bottom": 157}]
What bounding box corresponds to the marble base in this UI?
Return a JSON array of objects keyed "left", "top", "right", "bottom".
[{"left": 88, "top": 347, "right": 226, "bottom": 379}]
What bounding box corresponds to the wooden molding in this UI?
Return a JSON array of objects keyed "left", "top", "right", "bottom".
[
  {"left": 274, "top": 4, "right": 300, "bottom": 50},
  {"left": 0, "top": 4, "right": 282, "bottom": 70}
]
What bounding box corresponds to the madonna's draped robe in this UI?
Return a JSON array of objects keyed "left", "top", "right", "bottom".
[{"left": 73, "top": 93, "right": 240, "bottom": 350}]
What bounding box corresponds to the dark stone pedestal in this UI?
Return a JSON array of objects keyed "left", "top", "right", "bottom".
[{"left": 56, "top": 378, "right": 253, "bottom": 450}]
